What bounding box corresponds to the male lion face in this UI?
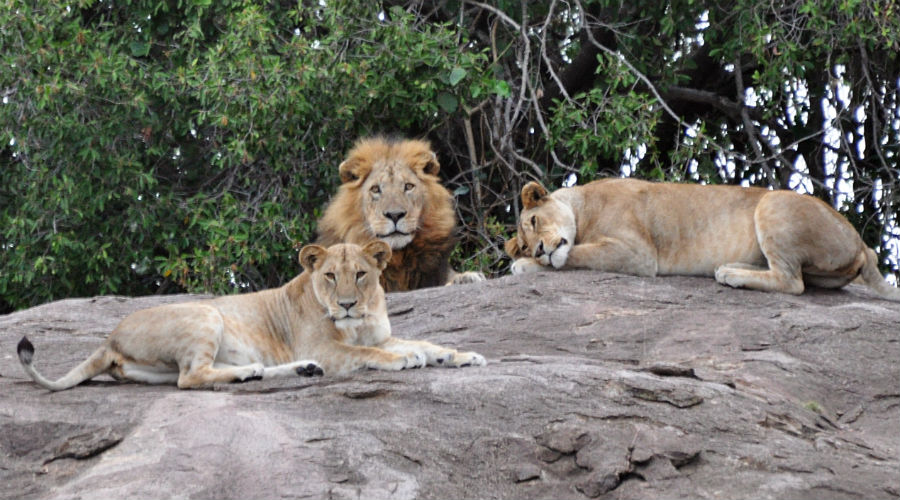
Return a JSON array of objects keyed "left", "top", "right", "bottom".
[
  {"left": 300, "top": 242, "right": 391, "bottom": 328},
  {"left": 507, "top": 182, "right": 576, "bottom": 269},
  {"left": 338, "top": 138, "right": 441, "bottom": 250}
]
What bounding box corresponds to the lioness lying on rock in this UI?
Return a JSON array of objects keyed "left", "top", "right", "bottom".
[
  {"left": 505, "top": 178, "right": 900, "bottom": 301},
  {"left": 18, "top": 242, "right": 486, "bottom": 391}
]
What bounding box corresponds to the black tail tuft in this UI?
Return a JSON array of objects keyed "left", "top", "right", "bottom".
[{"left": 17, "top": 336, "right": 35, "bottom": 365}]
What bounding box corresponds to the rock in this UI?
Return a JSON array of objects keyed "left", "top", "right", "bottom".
[{"left": 1, "top": 272, "right": 898, "bottom": 499}]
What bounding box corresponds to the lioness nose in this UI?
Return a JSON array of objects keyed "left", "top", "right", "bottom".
[
  {"left": 384, "top": 210, "right": 406, "bottom": 223},
  {"left": 338, "top": 300, "right": 357, "bottom": 311}
]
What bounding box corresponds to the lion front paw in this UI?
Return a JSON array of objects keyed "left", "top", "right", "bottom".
[
  {"left": 450, "top": 271, "right": 486, "bottom": 285},
  {"left": 511, "top": 258, "right": 545, "bottom": 275},
  {"left": 234, "top": 363, "right": 265, "bottom": 383},
  {"left": 403, "top": 351, "right": 427, "bottom": 369},
  {"left": 367, "top": 351, "right": 426, "bottom": 371}
]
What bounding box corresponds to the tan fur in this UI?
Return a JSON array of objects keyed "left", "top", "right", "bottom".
[
  {"left": 18, "top": 242, "right": 486, "bottom": 391},
  {"left": 316, "top": 137, "right": 484, "bottom": 291},
  {"left": 506, "top": 178, "right": 900, "bottom": 301}
]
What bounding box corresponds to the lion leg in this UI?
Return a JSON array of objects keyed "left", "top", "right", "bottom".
[
  {"left": 564, "top": 238, "right": 658, "bottom": 277},
  {"left": 715, "top": 263, "right": 805, "bottom": 295},
  {"left": 168, "top": 312, "right": 266, "bottom": 389},
  {"left": 315, "top": 342, "right": 426, "bottom": 375},
  {"left": 259, "top": 360, "right": 324, "bottom": 378},
  {"left": 380, "top": 337, "right": 486, "bottom": 368},
  {"left": 114, "top": 362, "right": 180, "bottom": 385}
]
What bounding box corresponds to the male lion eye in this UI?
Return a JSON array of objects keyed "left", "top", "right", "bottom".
[
  {"left": 370, "top": 185, "right": 381, "bottom": 195},
  {"left": 356, "top": 271, "right": 366, "bottom": 280},
  {"left": 404, "top": 183, "right": 415, "bottom": 191},
  {"left": 325, "top": 272, "right": 335, "bottom": 281},
  {"left": 530, "top": 215, "right": 536, "bottom": 227}
]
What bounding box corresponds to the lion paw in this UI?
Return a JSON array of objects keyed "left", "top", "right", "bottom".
[
  {"left": 296, "top": 362, "right": 324, "bottom": 377},
  {"left": 403, "top": 351, "right": 427, "bottom": 370},
  {"left": 714, "top": 265, "right": 741, "bottom": 288},
  {"left": 234, "top": 363, "right": 265, "bottom": 382},
  {"left": 452, "top": 351, "right": 487, "bottom": 368},
  {"left": 450, "top": 271, "right": 486, "bottom": 285},
  {"left": 511, "top": 258, "right": 545, "bottom": 275}
]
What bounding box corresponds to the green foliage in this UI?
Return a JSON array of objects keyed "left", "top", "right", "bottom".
[
  {"left": 2, "top": 1, "right": 898, "bottom": 310},
  {"left": 0, "top": 1, "right": 498, "bottom": 310}
]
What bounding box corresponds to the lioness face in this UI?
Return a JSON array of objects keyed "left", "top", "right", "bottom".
[
  {"left": 301, "top": 242, "right": 391, "bottom": 328},
  {"left": 517, "top": 200, "right": 577, "bottom": 268},
  {"left": 508, "top": 181, "right": 576, "bottom": 268}
]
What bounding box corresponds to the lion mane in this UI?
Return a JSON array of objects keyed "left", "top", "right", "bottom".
[{"left": 315, "top": 137, "right": 460, "bottom": 292}]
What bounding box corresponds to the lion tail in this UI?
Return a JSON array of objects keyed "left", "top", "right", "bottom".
[
  {"left": 17, "top": 336, "right": 114, "bottom": 391},
  {"left": 858, "top": 248, "right": 900, "bottom": 302}
]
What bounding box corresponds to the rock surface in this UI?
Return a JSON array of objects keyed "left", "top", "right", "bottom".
[{"left": 1, "top": 271, "right": 899, "bottom": 500}]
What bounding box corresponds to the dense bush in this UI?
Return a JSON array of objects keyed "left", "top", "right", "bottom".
[
  {"left": 1, "top": 1, "right": 502, "bottom": 310},
  {"left": 2, "top": 1, "right": 898, "bottom": 311}
]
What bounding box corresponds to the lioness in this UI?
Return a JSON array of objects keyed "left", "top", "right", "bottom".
[
  {"left": 505, "top": 178, "right": 900, "bottom": 301},
  {"left": 316, "top": 137, "right": 485, "bottom": 292},
  {"left": 18, "top": 242, "right": 486, "bottom": 391}
]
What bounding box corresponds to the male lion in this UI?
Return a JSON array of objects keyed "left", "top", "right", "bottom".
[
  {"left": 505, "top": 178, "right": 900, "bottom": 301},
  {"left": 316, "top": 137, "right": 485, "bottom": 292},
  {"left": 18, "top": 242, "right": 486, "bottom": 391}
]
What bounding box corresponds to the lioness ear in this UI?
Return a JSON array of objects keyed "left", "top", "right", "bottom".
[
  {"left": 299, "top": 245, "right": 328, "bottom": 272},
  {"left": 362, "top": 240, "right": 392, "bottom": 271},
  {"left": 504, "top": 236, "right": 523, "bottom": 259},
  {"left": 338, "top": 157, "right": 371, "bottom": 184},
  {"left": 521, "top": 182, "right": 549, "bottom": 209}
]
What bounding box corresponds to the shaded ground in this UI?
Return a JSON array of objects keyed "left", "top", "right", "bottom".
[{"left": 1, "top": 271, "right": 898, "bottom": 499}]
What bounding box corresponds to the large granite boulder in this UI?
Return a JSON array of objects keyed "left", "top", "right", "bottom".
[{"left": 1, "top": 271, "right": 898, "bottom": 499}]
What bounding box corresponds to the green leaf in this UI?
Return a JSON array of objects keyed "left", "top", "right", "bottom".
[
  {"left": 129, "top": 41, "right": 150, "bottom": 57},
  {"left": 491, "top": 79, "right": 511, "bottom": 98},
  {"left": 453, "top": 185, "right": 470, "bottom": 196},
  {"left": 448, "top": 67, "right": 467, "bottom": 86},
  {"left": 437, "top": 92, "right": 458, "bottom": 113}
]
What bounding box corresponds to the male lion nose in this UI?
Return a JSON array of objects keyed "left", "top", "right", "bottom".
[
  {"left": 338, "top": 300, "right": 357, "bottom": 312},
  {"left": 384, "top": 210, "right": 406, "bottom": 223}
]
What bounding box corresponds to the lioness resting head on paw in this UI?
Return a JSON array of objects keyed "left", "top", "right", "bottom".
[
  {"left": 316, "top": 137, "right": 485, "bottom": 292},
  {"left": 18, "top": 242, "right": 486, "bottom": 391},
  {"left": 505, "top": 178, "right": 900, "bottom": 301}
]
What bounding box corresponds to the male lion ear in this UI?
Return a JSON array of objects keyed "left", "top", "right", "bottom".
[
  {"left": 338, "top": 157, "right": 371, "bottom": 184},
  {"left": 521, "top": 182, "right": 548, "bottom": 209},
  {"left": 299, "top": 245, "right": 328, "bottom": 272},
  {"left": 408, "top": 144, "right": 440, "bottom": 177},
  {"left": 422, "top": 150, "right": 440, "bottom": 176},
  {"left": 363, "top": 240, "right": 392, "bottom": 271},
  {"left": 504, "top": 236, "right": 523, "bottom": 258}
]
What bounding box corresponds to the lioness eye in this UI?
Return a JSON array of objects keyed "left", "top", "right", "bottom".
[
  {"left": 370, "top": 185, "right": 381, "bottom": 195},
  {"left": 404, "top": 182, "right": 415, "bottom": 191},
  {"left": 325, "top": 272, "right": 335, "bottom": 281},
  {"left": 356, "top": 271, "right": 366, "bottom": 280},
  {"left": 521, "top": 243, "right": 528, "bottom": 251},
  {"left": 530, "top": 215, "right": 536, "bottom": 227}
]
